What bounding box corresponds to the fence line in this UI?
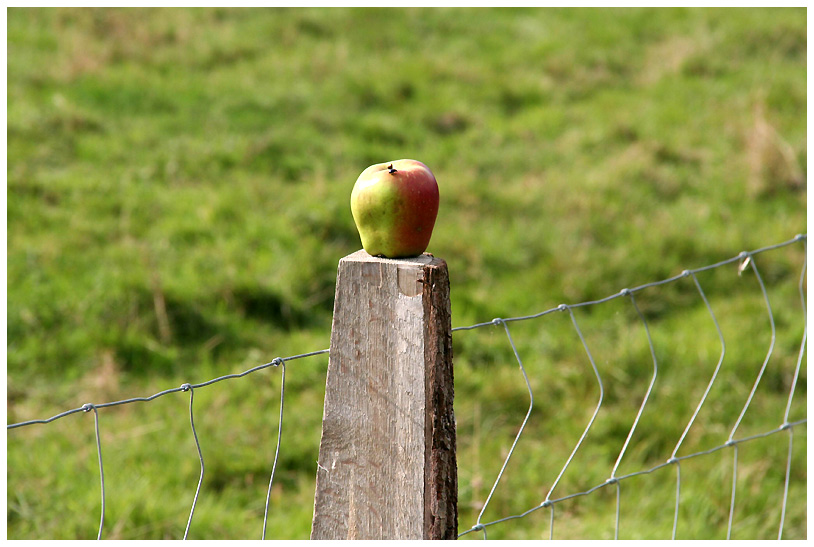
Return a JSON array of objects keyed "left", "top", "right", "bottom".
[{"left": 7, "top": 234, "right": 806, "bottom": 539}]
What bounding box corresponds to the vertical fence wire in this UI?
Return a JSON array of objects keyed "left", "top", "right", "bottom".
[
  {"left": 541, "top": 305, "right": 604, "bottom": 539},
  {"left": 262, "top": 358, "right": 286, "bottom": 540},
  {"left": 778, "top": 240, "right": 806, "bottom": 539},
  {"left": 548, "top": 504, "right": 555, "bottom": 540},
  {"left": 609, "top": 291, "right": 659, "bottom": 482},
  {"left": 667, "top": 270, "right": 727, "bottom": 539},
  {"left": 181, "top": 384, "right": 204, "bottom": 540},
  {"left": 473, "top": 319, "right": 534, "bottom": 532},
  {"left": 82, "top": 403, "right": 105, "bottom": 540},
  {"left": 671, "top": 461, "right": 681, "bottom": 541},
  {"left": 778, "top": 430, "right": 794, "bottom": 540},
  {"left": 728, "top": 253, "right": 777, "bottom": 441},
  {"left": 727, "top": 444, "right": 739, "bottom": 540},
  {"left": 725, "top": 253, "right": 777, "bottom": 540},
  {"left": 670, "top": 272, "right": 727, "bottom": 459},
  {"left": 783, "top": 241, "right": 807, "bottom": 424},
  {"left": 613, "top": 481, "right": 621, "bottom": 540}
]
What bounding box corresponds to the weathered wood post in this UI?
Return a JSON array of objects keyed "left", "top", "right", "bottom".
[{"left": 311, "top": 250, "right": 457, "bottom": 539}]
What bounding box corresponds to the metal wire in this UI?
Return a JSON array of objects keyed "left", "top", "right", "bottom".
[
  {"left": 727, "top": 444, "right": 739, "bottom": 540},
  {"left": 667, "top": 271, "right": 726, "bottom": 539},
  {"left": 610, "top": 291, "right": 659, "bottom": 483},
  {"left": 784, "top": 237, "right": 807, "bottom": 424},
  {"left": 672, "top": 461, "right": 681, "bottom": 541},
  {"left": 181, "top": 384, "right": 203, "bottom": 540},
  {"left": 778, "top": 429, "right": 794, "bottom": 541},
  {"left": 723, "top": 252, "right": 777, "bottom": 540},
  {"left": 451, "top": 234, "right": 806, "bottom": 334},
  {"left": 548, "top": 504, "right": 554, "bottom": 540},
  {"left": 473, "top": 319, "right": 534, "bottom": 530},
  {"left": 670, "top": 272, "right": 727, "bottom": 460},
  {"left": 728, "top": 254, "right": 777, "bottom": 441},
  {"left": 546, "top": 306, "right": 605, "bottom": 495},
  {"left": 614, "top": 481, "right": 621, "bottom": 540},
  {"left": 82, "top": 403, "right": 105, "bottom": 540},
  {"left": 7, "top": 349, "right": 328, "bottom": 430},
  {"left": 778, "top": 238, "right": 806, "bottom": 540},
  {"left": 262, "top": 358, "right": 286, "bottom": 540}
]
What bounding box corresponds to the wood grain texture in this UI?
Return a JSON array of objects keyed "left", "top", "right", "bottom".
[
  {"left": 311, "top": 250, "right": 456, "bottom": 540},
  {"left": 422, "top": 258, "right": 457, "bottom": 539}
]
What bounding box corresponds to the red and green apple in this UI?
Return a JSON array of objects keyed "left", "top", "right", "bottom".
[{"left": 350, "top": 159, "right": 440, "bottom": 258}]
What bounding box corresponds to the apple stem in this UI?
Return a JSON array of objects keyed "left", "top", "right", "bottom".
[{"left": 388, "top": 164, "right": 397, "bottom": 174}]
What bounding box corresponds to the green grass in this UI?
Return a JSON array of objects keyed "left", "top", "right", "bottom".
[{"left": 7, "top": 7, "right": 806, "bottom": 540}]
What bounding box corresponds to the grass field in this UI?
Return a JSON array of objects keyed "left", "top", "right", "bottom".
[{"left": 7, "top": 7, "right": 806, "bottom": 539}]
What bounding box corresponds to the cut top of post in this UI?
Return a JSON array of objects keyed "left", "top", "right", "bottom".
[{"left": 339, "top": 250, "right": 443, "bottom": 297}]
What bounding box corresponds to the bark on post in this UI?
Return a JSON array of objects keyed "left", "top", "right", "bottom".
[{"left": 311, "top": 250, "right": 457, "bottom": 540}]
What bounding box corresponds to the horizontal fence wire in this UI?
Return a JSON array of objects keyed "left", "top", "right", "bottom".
[
  {"left": 7, "top": 349, "right": 328, "bottom": 430},
  {"left": 7, "top": 234, "right": 807, "bottom": 540},
  {"left": 455, "top": 233, "right": 807, "bottom": 540}
]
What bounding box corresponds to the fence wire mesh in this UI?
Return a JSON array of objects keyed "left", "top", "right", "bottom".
[
  {"left": 7, "top": 350, "right": 327, "bottom": 540},
  {"left": 454, "top": 234, "right": 806, "bottom": 540},
  {"left": 7, "top": 234, "right": 807, "bottom": 540}
]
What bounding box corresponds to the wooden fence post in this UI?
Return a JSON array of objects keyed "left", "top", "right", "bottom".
[{"left": 311, "top": 250, "right": 457, "bottom": 540}]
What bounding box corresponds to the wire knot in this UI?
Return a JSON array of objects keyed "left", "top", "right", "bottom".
[
  {"left": 472, "top": 523, "right": 486, "bottom": 531},
  {"left": 681, "top": 270, "right": 691, "bottom": 278},
  {"left": 667, "top": 457, "right": 679, "bottom": 465},
  {"left": 491, "top": 318, "right": 504, "bottom": 326},
  {"left": 271, "top": 357, "right": 283, "bottom": 367},
  {"left": 557, "top": 304, "right": 568, "bottom": 312},
  {"left": 541, "top": 499, "right": 552, "bottom": 508},
  {"left": 605, "top": 477, "right": 619, "bottom": 485},
  {"left": 779, "top": 422, "right": 792, "bottom": 431},
  {"left": 82, "top": 403, "right": 95, "bottom": 412},
  {"left": 619, "top": 288, "right": 630, "bottom": 297},
  {"left": 180, "top": 383, "right": 192, "bottom": 392},
  {"left": 795, "top": 233, "right": 806, "bottom": 241}
]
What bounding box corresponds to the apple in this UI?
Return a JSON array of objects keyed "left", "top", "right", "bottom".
[{"left": 350, "top": 159, "right": 440, "bottom": 258}]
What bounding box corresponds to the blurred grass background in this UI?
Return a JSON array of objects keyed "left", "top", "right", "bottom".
[{"left": 6, "top": 7, "right": 806, "bottom": 539}]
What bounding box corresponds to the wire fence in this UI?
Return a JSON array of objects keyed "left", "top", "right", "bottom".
[
  {"left": 7, "top": 348, "right": 329, "bottom": 540},
  {"left": 453, "top": 233, "right": 807, "bottom": 540},
  {"left": 7, "top": 234, "right": 807, "bottom": 540}
]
